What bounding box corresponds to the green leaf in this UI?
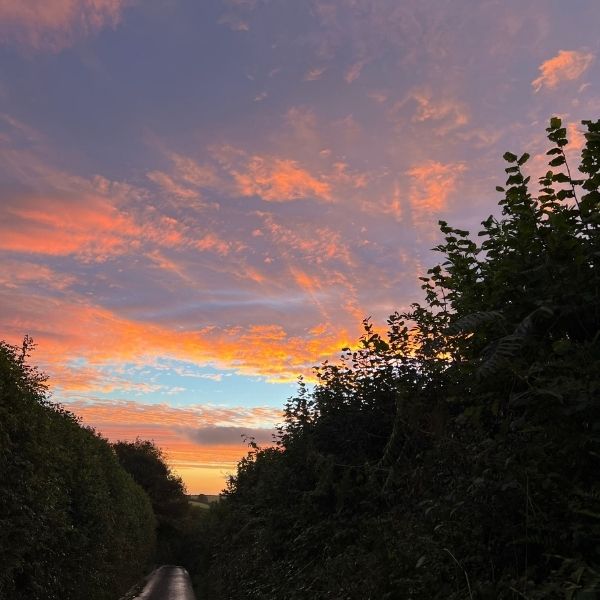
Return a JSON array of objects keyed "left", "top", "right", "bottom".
[
  {"left": 552, "top": 339, "right": 572, "bottom": 355},
  {"left": 517, "top": 152, "right": 530, "bottom": 165},
  {"left": 503, "top": 152, "right": 518, "bottom": 163},
  {"left": 550, "top": 116, "right": 562, "bottom": 129},
  {"left": 506, "top": 174, "right": 524, "bottom": 185}
]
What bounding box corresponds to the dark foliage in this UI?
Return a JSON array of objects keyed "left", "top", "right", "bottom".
[
  {"left": 0, "top": 337, "right": 156, "bottom": 600},
  {"left": 189, "top": 119, "right": 600, "bottom": 599},
  {"left": 113, "top": 438, "right": 189, "bottom": 563}
]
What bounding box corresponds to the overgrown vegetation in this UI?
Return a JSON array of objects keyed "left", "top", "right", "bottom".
[
  {"left": 0, "top": 337, "right": 156, "bottom": 600},
  {"left": 190, "top": 118, "right": 600, "bottom": 599},
  {"left": 114, "top": 438, "right": 190, "bottom": 563}
]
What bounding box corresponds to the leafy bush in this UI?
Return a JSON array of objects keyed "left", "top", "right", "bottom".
[{"left": 0, "top": 338, "right": 156, "bottom": 600}]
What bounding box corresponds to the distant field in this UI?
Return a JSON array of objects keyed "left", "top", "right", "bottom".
[{"left": 187, "top": 494, "right": 220, "bottom": 509}]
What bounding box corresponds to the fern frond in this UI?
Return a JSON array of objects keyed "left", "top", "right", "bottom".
[
  {"left": 478, "top": 334, "right": 524, "bottom": 378},
  {"left": 513, "top": 306, "right": 554, "bottom": 337}
]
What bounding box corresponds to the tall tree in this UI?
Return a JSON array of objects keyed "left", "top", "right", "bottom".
[{"left": 114, "top": 439, "right": 189, "bottom": 562}]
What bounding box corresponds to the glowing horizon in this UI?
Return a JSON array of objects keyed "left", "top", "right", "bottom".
[{"left": 1, "top": 1, "right": 599, "bottom": 493}]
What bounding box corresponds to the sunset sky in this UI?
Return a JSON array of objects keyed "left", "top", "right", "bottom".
[{"left": 1, "top": 0, "right": 599, "bottom": 493}]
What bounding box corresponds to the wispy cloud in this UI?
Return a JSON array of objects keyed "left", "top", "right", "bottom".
[
  {"left": 0, "top": 0, "right": 131, "bottom": 51},
  {"left": 218, "top": 13, "right": 250, "bottom": 31},
  {"left": 411, "top": 91, "right": 469, "bottom": 131},
  {"left": 304, "top": 66, "right": 327, "bottom": 81},
  {"left": 0, "top": 287, "right": 355, "bottom": 386},
  {"left": 232, "top": 155, "right": 332, "bottom": 202},
  {"left": 532, "top": 49, "right": 594, "bottom": 92},
  {"left": 147, "top": 170, "right": 199, "bottom": 200},
  {"left": 344, "top": 59, "right": 367, "bottom": 83},
  {"left": 407, "top": 161, "right": 467, "bottom": 227},
  {"left": 0, "top": 259, "right": 76, "bottom": 291},
  {"left": 0, "top": 193, "right": 139, "bottom": 260}
]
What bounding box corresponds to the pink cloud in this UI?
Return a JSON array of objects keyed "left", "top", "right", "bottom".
[
  {"left": 407, "top": 161, "right": 466, "bottom": 226},
  {"left": 532, "top": 50, "right": 594, "bottom": 92},
  {"left": 345, "top": 59, "right": 366, "bottom": 83},
  {"left": 147, "top": 170, "right": 199, "bottom": 200},
  {"left": 566, "top": 122, "right": 586, "bottom": 153},
  {"left": 411, "top": 92, "right": 469, "bottom": 131},
  {"left": 168, "top": 152, "right": 220, "bottom": 188},
  {"left": 304, "top": 66, "right": 327, "bottom": 81},
  {"left": 388, "top": 89, "right": 469, "bottom": 136},
  {"left": 258, "top": 212, "right": 354, "bottom": 267},
  {"left": 233, "top": 155, "right": 332, "bottom": 202},
  {"left": 0, "top": 259, "right": 76, "bottom": 291},
  {"left": 0, "top": 193, "right": 140, "bottom": 260},
  {"left": 0, "top": 0, "right": 130, "bottom": 51},
  {"left": 195, "top": 233, "right": 231, "bottom": 256}
]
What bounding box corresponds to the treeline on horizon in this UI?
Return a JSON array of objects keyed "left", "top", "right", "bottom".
[{"left": 1, "top": 117, "right": 599, "bottom": 599}]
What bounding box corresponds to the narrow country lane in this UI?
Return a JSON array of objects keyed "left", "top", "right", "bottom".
[{"left": 134, "top": 566, "right": 196, "bottom": 600}]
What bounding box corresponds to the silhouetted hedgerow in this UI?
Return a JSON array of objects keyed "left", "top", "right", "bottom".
[{"left": 0, "top": 337, "right": 156, "bottom": 600}]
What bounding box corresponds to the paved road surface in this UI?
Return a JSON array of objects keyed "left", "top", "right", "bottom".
[{"left": 135, "top": 566, "right": 196, "bottom": 600}]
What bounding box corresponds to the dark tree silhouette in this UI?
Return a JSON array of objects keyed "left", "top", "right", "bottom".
[{"left": 114, "top": 438, "right": 189, "bottom": 563}]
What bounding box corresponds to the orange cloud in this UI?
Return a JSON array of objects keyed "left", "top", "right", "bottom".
[
  {"left": 0, "top": 0, "right": 130, "bottom": 51},
  {"left": 0, "top": 259, "right": 75, "bottom": 291},
  {"left": 361, "top": 181, "right": 404, "bottom": 222},
  {"left": 146, "top": 152, "right": 221, "bottom": 208},
  {"left": 149, "top": 145, "right": 334, "bottom": 205},
  {"left": 285, "top": 107, "right": 318, "bottom": 144},
  {"left": 407, "top": 161, "right": 466, "bottom": 226},
  {"left": 0, "top": 139, "right": 194, "bottom": 261},
  {"left": 169, "top": 152, "right": 220, "bottom": 188},
  {"left": 386, "top": 90, "right": 469, "bottom": 137},
  {"left": 1, "top": 287, "right": 354, "bottom": 385},
  {"left": 567, "top": 121, "right": 586, "bottom": 153},
  {"left": 532, "top": 50, "right": 594, "bottom": 92},
  {"left": 195, "top": 233, "right": 231, "bottom": 256},
  {"left": 147, "top": 170, "right": 199, "bottom": 200},
  {"left": 326, "top": 161, "right": 368, "bottom": 189},
  {"left": 258, "top": 212, "right": 354, "bottom": 266},
  {"left": 412, "top": 92, "right": 469, "bottom": 132},
  {"left": 233, "top": 156, "right": 332, "bottom": 202},
  {"left": 0, "top": 193, "right": 140, "bottom": 260}
]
